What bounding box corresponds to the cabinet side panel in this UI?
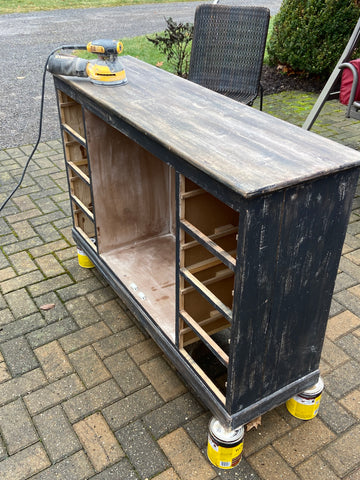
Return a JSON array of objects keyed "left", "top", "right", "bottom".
[
  {"left": 264, "top": 170, "right": 358, "bottom": 390},
  {"left": 84, "top": 110, "right": 172, "bottom": 252},
  {"left": 229, "top": 169, "right": 359, "bottom": 415}
]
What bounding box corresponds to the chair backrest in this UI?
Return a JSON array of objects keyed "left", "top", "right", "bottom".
[{"left": 188, "top": 4, "right": 270, "bottom": 105}]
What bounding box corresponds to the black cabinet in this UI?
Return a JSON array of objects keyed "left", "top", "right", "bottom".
[{"left": 53, "top": 56, "right": 360, "bottom": 428}]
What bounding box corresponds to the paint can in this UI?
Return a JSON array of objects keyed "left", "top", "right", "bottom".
[
  {"left": 286, "top": 377, "right": 324, "bottom": 420},
  {"left": 77, "top": 239, "right": 96, "bottom": 269},
  {"left": 207, "top": 417, "right": 244, "bottom": 469},
  {"left": 77, "top": 247, "right": 94, "bottom": 268}
]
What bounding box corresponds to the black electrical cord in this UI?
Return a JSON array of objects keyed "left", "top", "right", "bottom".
[{"left": 0, "top": 45, "right": 86, "bottom": 214}]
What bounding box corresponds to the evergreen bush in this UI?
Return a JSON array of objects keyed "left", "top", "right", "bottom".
[{"left": 267, "top": 0, "right": 360, "bottom": 78}]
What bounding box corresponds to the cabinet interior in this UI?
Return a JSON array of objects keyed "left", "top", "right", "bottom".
[
  {"left": 83, "top": 109, "right": 177, "bottom": 340},
  {"left": 58, "top": 92, "right": 240, "bottom": 404},
  {"left": 178, "top": 176, "right": 239, "bottom": 402},
  {"left": 57, "top": 91, "right": 95, "bottom": 242}
]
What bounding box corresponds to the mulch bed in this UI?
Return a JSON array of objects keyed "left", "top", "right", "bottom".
[{"left": 261, "top": 64, "right": 327, "bottom": 95}]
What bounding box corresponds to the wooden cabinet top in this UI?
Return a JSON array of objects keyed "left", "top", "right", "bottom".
[{"left": 57, "top": 56, "right": 360, "bottom": 198}]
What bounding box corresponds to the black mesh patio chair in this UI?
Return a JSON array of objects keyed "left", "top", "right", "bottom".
[{"left": 188, "top": 4, "right": 270, "bottom": 110}]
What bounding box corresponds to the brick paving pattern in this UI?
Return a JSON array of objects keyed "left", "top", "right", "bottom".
[{"left": 0, "top": 95, "right": 359, "bottom": 479}]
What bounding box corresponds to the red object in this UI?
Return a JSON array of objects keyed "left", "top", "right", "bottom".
[{"left": 340, "top": 58, "right": 360, "bottom": 105}]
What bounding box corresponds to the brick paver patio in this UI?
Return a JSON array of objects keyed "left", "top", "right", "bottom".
[{"left": 0, "top": 93, "right": 359, "bottom": 479}]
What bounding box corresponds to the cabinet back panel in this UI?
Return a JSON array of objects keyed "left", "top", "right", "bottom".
[{"left": 84, "top": 110, "right": 174, "bottom": 253}]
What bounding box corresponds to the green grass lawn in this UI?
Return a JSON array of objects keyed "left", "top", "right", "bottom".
[
  {"left": 0, "top": 0, "right": 196, "bottom": 15},
  {"left": 123, "top": 35, "right": 173, "bottom": 72}
]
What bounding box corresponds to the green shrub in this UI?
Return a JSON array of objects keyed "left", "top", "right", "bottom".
[
  {"left": 147, "top": 17, "right": 194, "bottom": 77},
  {"left": 267, "top": 0, "right": 360, "bottom": 78}
]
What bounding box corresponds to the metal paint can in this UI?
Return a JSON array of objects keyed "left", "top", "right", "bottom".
[
  {"left": 286, "top": 377, "right": 324, "bottom": 420},
  {"left": 77, "top": 247, "right": 94, "bottom": 268},
  {"left": 77, "top": 239, "right": 96, "bottom": 268},
  {"left": 207, "top": 417, "right": 244, "bottom": 469}
]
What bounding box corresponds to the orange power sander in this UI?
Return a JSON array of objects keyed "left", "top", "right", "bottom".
[{"left": 47, "top": 39, "right": 127, "bottom": 86}]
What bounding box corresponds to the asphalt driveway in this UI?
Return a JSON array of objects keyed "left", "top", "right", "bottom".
[{"left": 0, "top": 1, "right": 281, "bottom": 148}]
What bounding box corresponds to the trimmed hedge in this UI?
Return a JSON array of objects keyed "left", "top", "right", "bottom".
[{"left": 267, "top": 0, "right": 360, "bottom": 78}]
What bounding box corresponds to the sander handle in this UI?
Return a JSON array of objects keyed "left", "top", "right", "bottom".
[
  {"left": 46, "top": 45, "right": 89, "bottom": 77},
  {"left": 47, "top": 54, "right": 89, "bottom": 77}
]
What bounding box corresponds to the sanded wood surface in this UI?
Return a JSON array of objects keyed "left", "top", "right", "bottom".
[{"left": 57, "top": 56, "right": 360, "bottom": 198}]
